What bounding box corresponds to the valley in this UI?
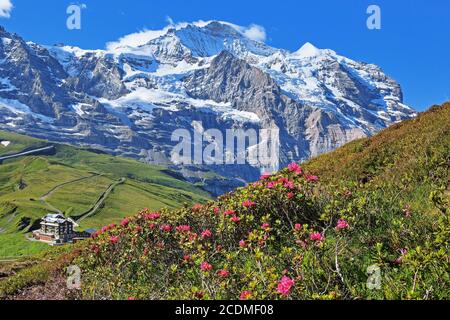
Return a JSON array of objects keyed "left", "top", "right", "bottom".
[{"left": 0, "top": 130, "right": 210, "bottom": 259}]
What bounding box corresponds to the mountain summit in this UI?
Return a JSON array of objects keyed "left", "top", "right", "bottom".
[{"left": 0, "top": 21, "right": 416, "bottom": 194}]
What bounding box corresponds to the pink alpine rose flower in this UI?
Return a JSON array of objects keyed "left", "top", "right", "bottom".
[
  {"left": 110, "top": 236, "right": 120, "bottom": 244},
  {"left": 200, "top": 261, "right": 213, "bottom": 272},
  {"left": 261, "top": 223, "right": 270, "bottom": 231},
  {"left": 288, "top": 163, "right": 303, "bottom": 174},
  {"left": 145, "top": 212, "right": 161, "bottom": 220},
  {"left": 240, "top": 291, "right": 252, "bottom": 300},
  {"left": 266, "top": 181, "right": 276, "bottom": 189},
  {"left": 294, "top": 223, "right": 302, "bottom": 231},
  {"left": 277, "top": 276, "right": 295, "bottom": 297},
  {"left": 288, "top": 162, "right": 300, "bottom": 172},
  {"left": 230, "top": 216, "right": 241, "bottom": 222},
  {"left": 284, "top": 181, "right": 295, "bottom": 189},
  {"left": 217, "top": 269, "right": 230, "bottom": 278},
  {"left": 121, "top": 218, "right": 130, "bottom": 227},
  {"left": 310, "top": 232, "right": 324, "bottom": 242},
  {"left": 239, "top": 240, "right": 247, "bottom": 248},
  {"left": 336, "top": 219, "right": 349, "bottom": 230},
  {"left": 160, "top": 224, "right": 172, "bottom": 232},
  {"left": 176, "top": 225, "right": 191, "bottom": 233},
  {"left": 224, "top": 209, "right": 236, "bottom": 216},
  {"left": 242, "top": 200, "right": 256, "bottom": 208},
  {"left": 305, "top": 174, "right": 319, "bottom": 182},
  {"left": 260, "top": 173, "right": 271, "bottom": 180},
  {"left": 192, "top": 203, "right": 203, "bottom": 212},
  {"left": 201, "top": 229, "right": 212, "bottom": 238}
]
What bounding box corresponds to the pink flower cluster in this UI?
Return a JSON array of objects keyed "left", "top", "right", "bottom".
[
  {"left": 200, "top": 261, "right": 213, "bottom": 272},
  {"left": 110, "top": 235, "right": 120, "bottom": 244},
  {"left": 230, "top": 216, "right": 241, "bottom": 223},
  {"left": 284, "top": 181, "right": 295, "bottom": 189},
  {"left": 224, "top": 209, "right": 236, "bottom": 216},
  {"left": 260, "top": 173, "right": 271, "bottom": 180},
  {"left": 192, "top": 204, "right": 203, "bottom": 212},
  {"left": 201, "top": 229, "right": 212, "bottom": 238},
  {"left": 217, "top": 269, "right": 230, "bottom": 278},
  {"left": 240, "top": 291, "right": 252, "bottom": 300},
  {"left": 160, "top": 224, "right": 172, "bottom": 232},
  {"left": 336, "top": 219, "right": 349, "bottom": 230},
  {"left": 121, "top": 218, "right": 130, "bottom": 227},
  {"left": 242, "top": 200, "right": 256, "bottom": 208},
  {"left": 261, "top": 223, "right": 270, "bottom": 231},
  {"left": 305, "top": 174, "right": 319, "bottom": 182},
  {"left": 100, "top": 223, "right": 117, "bottom": 234},
  {"left": 287, "top": 162, "right": 303, "bottom": 174},
  {"left": 310, "top": 232, "right": 324, "bottom": 242},
  {"left": 144, "top": 212, "right": 161, "bottom": 220},
  {"left": 176, "top": 225, "right": 191, "bottom": 233},
  {"left": 266, "top": 181, "right": 276, "bottom": 189}
]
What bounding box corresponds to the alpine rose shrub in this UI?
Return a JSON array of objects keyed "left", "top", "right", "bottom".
[{"left": 73, "top": 112, "right": 450, "bottom": 304}]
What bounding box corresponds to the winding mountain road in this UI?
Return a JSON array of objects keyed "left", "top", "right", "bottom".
[
  {"left": 0, "top": 146, "right": 55, "bottom": 162},
  {"left": 76, "top": 178, "right": 126, "bottom": 223}
]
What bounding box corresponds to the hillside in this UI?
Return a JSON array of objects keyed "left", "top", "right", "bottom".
[
  {"left": 0, "top": 130, "right": 210, "bottom": 258},
  {"left": 0, "top": 103, "right": 448, "bottom": 300}
]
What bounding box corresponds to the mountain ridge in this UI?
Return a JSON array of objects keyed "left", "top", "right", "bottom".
[{"left": 0, "top": 21, "right": 417, "bottom": 194}]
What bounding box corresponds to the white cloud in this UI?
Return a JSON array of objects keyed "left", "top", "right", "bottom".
[
  {"left": 0, "top": 0, "right": 13, "bottom": 18},
  {"left": 241, "top": 24, "right": 266, "bottom": 42},
  {"left": 166, "top": 16, "right": 174, "bottom": 25},
  {"left": 106, "top": 20, "right": 267, "bottom": 51}
]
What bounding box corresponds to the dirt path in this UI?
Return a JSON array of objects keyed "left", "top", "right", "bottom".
[
  {"left": 39, "top": 174, "right": 101, "bottom": 214},
  {"left": 76, "top": 178, "right": 126, "bottom": 223}
]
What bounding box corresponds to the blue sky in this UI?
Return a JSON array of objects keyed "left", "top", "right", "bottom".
[{"left": 1, "top": 0, "right": 449, "bottom": 111}]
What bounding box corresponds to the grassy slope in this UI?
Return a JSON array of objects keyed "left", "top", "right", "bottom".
[
  {"left": 0, "top": 131, "right": 210, "bottom": 258},
  {"left": 0, "top": 131, "right": 47, "bottom": 156},
  {"left": 0, "top": 103, "right": 448, "bottom": 300},
  {"left": 303, "top": 103, "right": 450, "bottom": 218}
]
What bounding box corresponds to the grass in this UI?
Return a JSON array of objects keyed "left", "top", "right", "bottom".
[{"left": 0, "top": 234, "right": 50, "bottom": 259}]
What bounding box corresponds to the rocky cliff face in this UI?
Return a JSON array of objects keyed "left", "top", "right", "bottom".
[{"left": 0, "top": 21, "right": 417, "bottom": 195}]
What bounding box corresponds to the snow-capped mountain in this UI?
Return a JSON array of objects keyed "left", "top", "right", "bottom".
[{"left": 0, "top": 21, "right": 416, "bottom": 195}]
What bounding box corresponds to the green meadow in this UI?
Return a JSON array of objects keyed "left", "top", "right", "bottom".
[{"left": 0, "top": 130, "right": 210, "bottom": 258}]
